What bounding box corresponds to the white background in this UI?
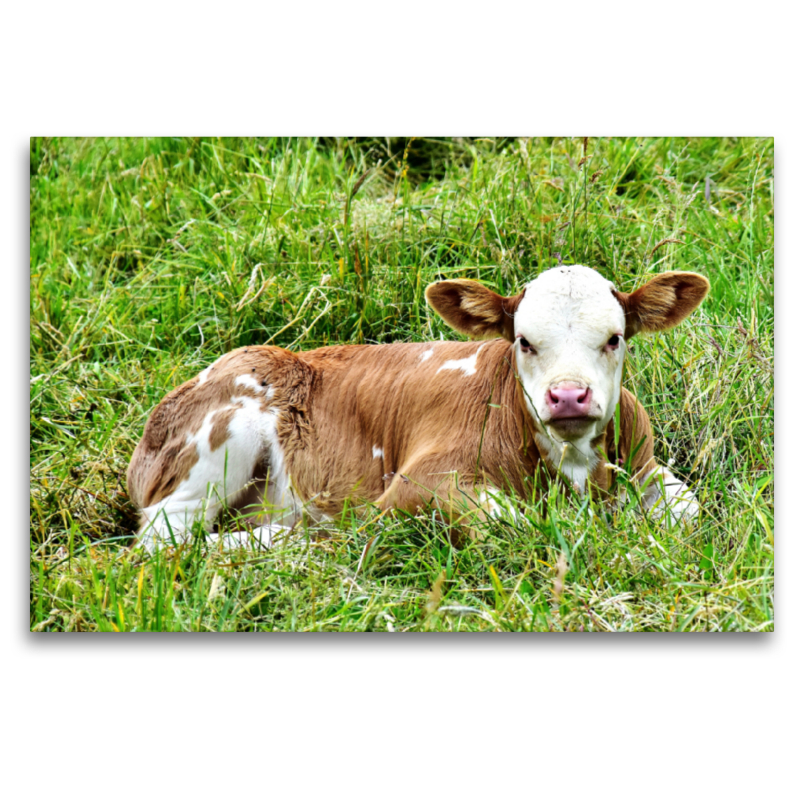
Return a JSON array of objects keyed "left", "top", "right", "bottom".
[{"left": 7, "top": 3, "right": 794, "bottom": 798}]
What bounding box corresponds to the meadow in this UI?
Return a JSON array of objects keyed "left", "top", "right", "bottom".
[{"left": 29, "top": 136, "right": 774, "bottom": 632}]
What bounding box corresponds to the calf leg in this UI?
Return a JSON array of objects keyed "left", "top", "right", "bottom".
[
  {"left": 376, "top": 456, "right": 516, "bottom": 544},
  {"left": 204, "top": 524, "right": 295, "bottom": 550},
  {"left": 136, "top": 400, "right": 300, "bottom": 552},
  {"left": 640, "top": 465, "right": 699, "bottom": 524}
]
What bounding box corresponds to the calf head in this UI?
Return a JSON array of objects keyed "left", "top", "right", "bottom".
[{"left": 426, "top": 265, "right": 709, "bottom": 447}]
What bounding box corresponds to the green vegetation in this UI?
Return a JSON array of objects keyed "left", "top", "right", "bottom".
[{"left": 30, "top": 136, "right": 774, "bottom": 632}]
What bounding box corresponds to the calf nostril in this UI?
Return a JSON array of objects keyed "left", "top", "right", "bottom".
[{"left": 577, "top": 388, "right": 589, "bottom": 404}]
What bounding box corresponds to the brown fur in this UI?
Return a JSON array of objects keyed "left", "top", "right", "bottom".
[
  {"left": 209, "top": 408, "right": 237, "bottom": 451},
  {"left": 286, "top": 340, "right": 539, "bottom": 520}
]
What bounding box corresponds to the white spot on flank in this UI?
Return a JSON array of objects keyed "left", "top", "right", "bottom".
[
  {"left": 235, "top": 374, "right": 275, "bottom": 398},
  {"left": 419, "top": 348, "right": 434, "bottom": 363},
  {"left": 372, "top": 446, "right": 384, "bottom": 459},
  {"left": 436, "top": 343, "right": 487, "bottom": 377},
  {"left": 197, "top": 355, "right": 224, "bottom": 384},
  {"left": 230, "top": 394, "right": 263, "bottom": 413}
]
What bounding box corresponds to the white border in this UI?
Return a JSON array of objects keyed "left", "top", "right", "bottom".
[{"left": 6, "top": 3, "right": 794, "bottom": 797}]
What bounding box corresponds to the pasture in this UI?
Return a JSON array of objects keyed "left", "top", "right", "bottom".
[{"left": 29, "top": 136, "right": 774, "bottom": 632}]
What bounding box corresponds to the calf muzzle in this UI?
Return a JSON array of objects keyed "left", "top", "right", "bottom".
[{"left": 546, "top": 382, "right": 593, "bottom": 420}]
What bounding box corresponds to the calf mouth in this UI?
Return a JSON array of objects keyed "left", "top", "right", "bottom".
[{"left": 545, "top": 415, "right": 598, "bottom": 439}]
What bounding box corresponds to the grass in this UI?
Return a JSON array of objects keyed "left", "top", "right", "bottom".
[{"left": 29, "top": 136, "right": 774, "bottom": 632}]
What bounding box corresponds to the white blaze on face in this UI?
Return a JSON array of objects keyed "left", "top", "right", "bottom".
[{"left": 514, "top": 266, "right": 627, "bottom": 480}]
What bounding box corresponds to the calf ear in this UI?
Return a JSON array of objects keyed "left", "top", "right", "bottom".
[
  {"left": 613, "top": 272, "right": 710, "bottom": 339},
  {"left": 425, "top": 279, "right": 524, "bottom": 342}
]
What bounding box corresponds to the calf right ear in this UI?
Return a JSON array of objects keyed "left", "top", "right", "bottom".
[
  {"left": 613, "top": 272, "right": 710, "bottom": 339},
  {"left": 425, "top": 279, "right": 524, "bottom": 341}
]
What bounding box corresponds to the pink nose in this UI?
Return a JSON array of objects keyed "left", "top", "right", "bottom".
[{"left": 546, "top": 383, "right": 592, "bottom": 419}]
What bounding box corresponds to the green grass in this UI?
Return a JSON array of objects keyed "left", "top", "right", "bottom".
[{"left": 29, "top": 136, "right": 774, "bottom": 632}]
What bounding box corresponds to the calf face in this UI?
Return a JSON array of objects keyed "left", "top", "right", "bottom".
[{"left": 426, "top": 266, "right": 709, "bottom": 454}]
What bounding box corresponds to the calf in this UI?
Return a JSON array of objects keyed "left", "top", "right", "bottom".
[{"left": 127, "top": 265, "right": 709, "bottom": 551}]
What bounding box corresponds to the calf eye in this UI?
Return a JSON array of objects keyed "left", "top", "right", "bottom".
[
  {"left": 517, "top": 336, "right": 535, "bottom": 354},
  {"left": 606, "top": 334, "right": 621, "bottom": 350}
]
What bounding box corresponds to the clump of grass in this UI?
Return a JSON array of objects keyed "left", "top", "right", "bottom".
[{"left": 30, "top": 136, "right": 773, "bottom": 631}]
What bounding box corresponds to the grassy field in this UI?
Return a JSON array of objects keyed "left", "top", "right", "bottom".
[{"left": 29, "top": 136, "right": 774, "bottom": 632}]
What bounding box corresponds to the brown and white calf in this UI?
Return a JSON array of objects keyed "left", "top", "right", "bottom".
[{"left": 127, "top": 265, "right": 709, "bottom": 551}]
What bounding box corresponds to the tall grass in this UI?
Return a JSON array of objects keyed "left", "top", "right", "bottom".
[{"left": 30, "top": 136, "right": 773, "bottom": 631}]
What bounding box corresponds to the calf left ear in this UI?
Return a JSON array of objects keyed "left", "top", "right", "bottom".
[
  {"left": 425, "top": 279, "right": 524, "bottom": 342},
  {"left": 613, "top": 272, "right": 710, "bottom": 339}
]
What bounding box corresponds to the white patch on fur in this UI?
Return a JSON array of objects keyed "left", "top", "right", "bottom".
[
  {"left": 235, "top": 374, "right": 274, "bottom": 397},
  {"left": 197, "top": 355, "right": 223, "bottom": 384},
  {"left": 137, "top": 396, "right": 299, "bottom": 553},
  {"left": 641, "top": 467, "right": 699, "bottom": 524},
  {"left": 437, "top": 342, "right": 487, "bottom": 377},
  {"left": 372, "top": 446, "right": 384, "bottom": 459},
  {"left": 419, "top": 347, "right": 434, "bottom": 363}
]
